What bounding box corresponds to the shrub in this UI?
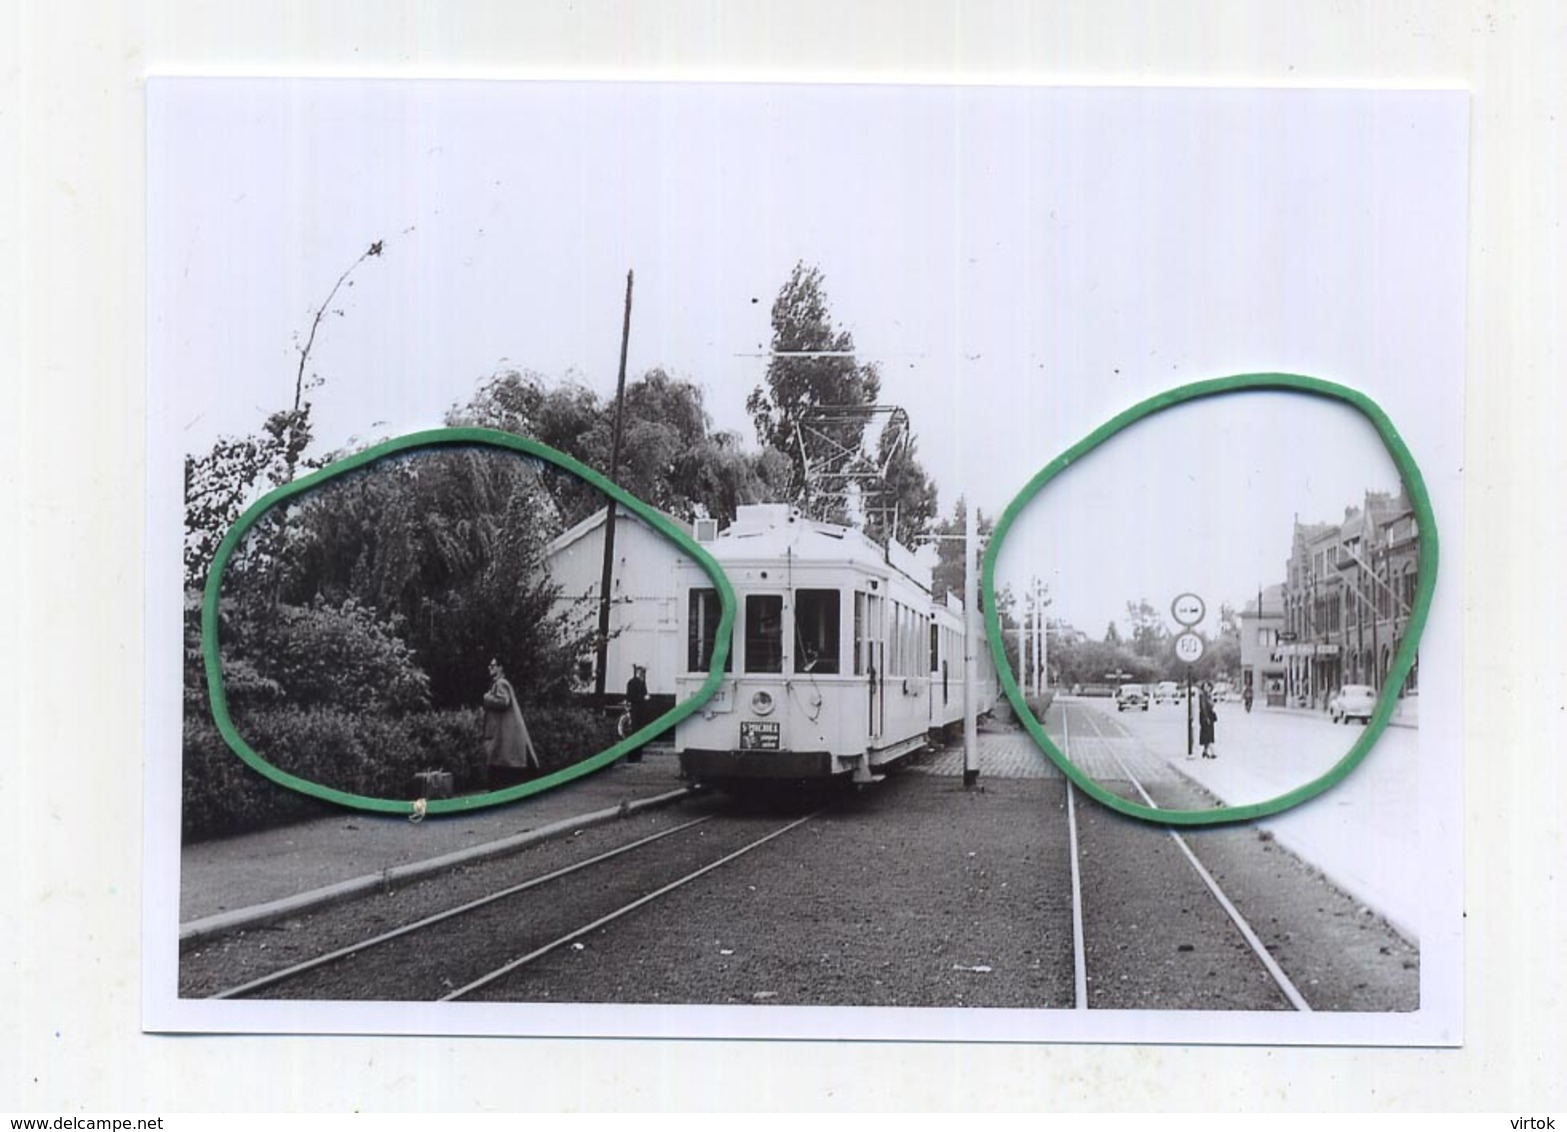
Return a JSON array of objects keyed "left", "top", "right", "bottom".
[
  {"left": 521, "top": 701, "right": 620, "bottom": 773},
  {"left": 181, "top": 714, "right": 333, "bottom": 841},
  {"left": 180, "top": 702, "right": 619, "bottom": 840},
  {"left": 237, "top": 598, "right": 431, "bottom": 714},
  {"left": 1024, "top": 690, "right": 1056, "bottom": 719}
]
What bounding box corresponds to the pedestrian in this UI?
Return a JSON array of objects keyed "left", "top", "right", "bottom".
[
  {"left": 482, "top": 658, "right": 541, "bottom": 788},
  {"left": 624, "top": 663, "right": 650, "bottom": 763},
  {"left": 1199, "top": 681, "right": 1218, "bottom": 759}
]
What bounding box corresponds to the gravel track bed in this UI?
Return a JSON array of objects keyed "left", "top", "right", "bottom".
[
  {"left": 1078, "top": 773, "right": 1418, "bottom": 1012},
  {"left": 1073, "top": 782, "right": 1295, "bottom": 1011},
  {"left": 467, "top": 770, "right": 1078, "bottom": 1009},
  {"left": 179, "top": 797, "right": 723, "bottom": 998},
  {"left": 181, "top": 729, "right": 1418, "bottom": 1014},
  {"left": 261, "top": 807, "right": 793, "bottom": 1001},
  {"left": 1144, "top": 773, "right": 1420, "bottom": 1012}
]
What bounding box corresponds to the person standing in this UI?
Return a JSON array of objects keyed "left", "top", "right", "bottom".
[
  {"left": 624, "top": 664, "right": 650, "bottom": 763},
  {"left": 1198, "top": 682, "right": 1218, "bottom": 759},
  {"left": 482, "top": 658, "right": 541, "bottom": 788}
]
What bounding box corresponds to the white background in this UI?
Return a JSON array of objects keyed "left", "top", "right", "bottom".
[{"left": 3, "top": 0, "right": 1563, "bottom": 1113}]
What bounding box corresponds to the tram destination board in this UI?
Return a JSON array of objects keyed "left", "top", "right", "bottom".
[{"left": 739, "top": 721, "right": 781, "bottom": 751}]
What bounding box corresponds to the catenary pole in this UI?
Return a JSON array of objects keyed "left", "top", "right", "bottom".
[{"left": 963, "top": 496, "right": 979, "bottom": 788}]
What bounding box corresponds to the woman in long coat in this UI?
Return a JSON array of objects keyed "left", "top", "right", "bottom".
[
  {"left": 1198, "top": 683, "right": 1218, "bottom": 759},
  {"left": 483, "top": 659, "right": 541, "bottom": 787}
]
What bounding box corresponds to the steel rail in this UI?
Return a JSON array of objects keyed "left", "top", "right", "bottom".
[
  {"left": 210, "top": 815, "right": 715, "bottom": 1000},
  {"left": 1061, "top": 707, "right": 1089, "bottom": 1011},
  {"left": 1072, "top": 704, "right": 1313, "bottom": 1013},
  {"left": 441, "top": 809, "right": 824, "bottom": 1002}
]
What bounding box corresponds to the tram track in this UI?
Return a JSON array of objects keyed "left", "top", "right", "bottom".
[
  {"left": 205, "top": 804, "right": 827, "bottom": 1002},
  {"left": 1062, "top": 702, "right": 1312, "bottom": 1011},
  {"left": 182, "top": 711, "right": 1414, "bottom": 1012}
]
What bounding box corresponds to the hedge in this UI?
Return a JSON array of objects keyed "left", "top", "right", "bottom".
[{"left": 182, "top": 701, "right": 620, "bottom": 841}]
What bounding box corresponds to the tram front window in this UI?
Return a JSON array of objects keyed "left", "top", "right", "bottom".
[
  {"left": 745, "top": 594, "right": 783, "bottom": 673},
  {"left": 687, "top": 588, "right": 732, "bottom": 672},
  {"left": 794, "top": 588, "right": 840, "bottom": 674}
]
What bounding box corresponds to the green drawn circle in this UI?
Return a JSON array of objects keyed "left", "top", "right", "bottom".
[
  {"left": 980, "top": 373, "right": 1438, "bottom": 826},
  {"left": 201, "top": 427, "right": 737, "bottom": 818}
]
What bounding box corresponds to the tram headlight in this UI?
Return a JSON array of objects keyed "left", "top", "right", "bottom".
[{"left": 749, "top": 690, "right": 776, "bottom": 716}]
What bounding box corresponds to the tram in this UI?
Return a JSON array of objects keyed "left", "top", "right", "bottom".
[{"left": 673, "top": 504, "right": 995, "bottom": 787}]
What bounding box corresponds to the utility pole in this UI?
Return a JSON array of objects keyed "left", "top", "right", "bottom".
[
  {"left": 593, "top": 270, "right": 634, "bottom": 706},
  {"left": 963, "top": 496, "right": 979, "bottom": 788},
  {"left": 1033, "top": 577, "right": 1048, "bottom": 696}
]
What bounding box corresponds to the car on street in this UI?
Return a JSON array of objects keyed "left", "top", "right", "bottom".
[
  {"left": 1080, "top": 683, "right": 1114, "bottom": 698},
  {"left": 1115, "top": 683, "right": 1148, "bottom": 711},
  {"left": 1329, "top": 683, "right": 1378, "bottom": 724},
  {"left": 1153, "top": 680, "right": 1184, "bottom": 705}
]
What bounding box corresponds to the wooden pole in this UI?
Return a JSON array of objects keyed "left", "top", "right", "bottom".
[{"left": 594, "top": 270, "right": 634, "bottom": 705}]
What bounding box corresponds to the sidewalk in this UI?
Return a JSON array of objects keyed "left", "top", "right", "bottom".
[
  {"left": 178, "top": 748, "right": 691, "bottom": 937},
  {"left": 1257, "top": 695, "right": 1420, "bottom": 729},
  {"left": 1155, "top": 714, "right": 1420, "bottom": 943}
]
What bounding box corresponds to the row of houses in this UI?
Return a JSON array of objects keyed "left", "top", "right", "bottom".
[{"left": 1238, "top": 486, "right": 1422, "bottom": 711}]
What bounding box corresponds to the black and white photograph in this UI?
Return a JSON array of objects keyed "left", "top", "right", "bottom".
[{"left": 145, "top": 79, "right": 1466, "bottom": 1042}]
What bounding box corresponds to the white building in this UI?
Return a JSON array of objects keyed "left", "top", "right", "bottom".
[{"left": 542, "top": 504, "right": 692, "bottom": 703}]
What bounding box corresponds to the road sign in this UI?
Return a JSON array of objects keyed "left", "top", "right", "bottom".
[
  {"left": 1174, "top": 630, "right": 1205, "bottom": 664},
  {"left": 1171, "top": 592, "right": 1206, "bottom": 627}
]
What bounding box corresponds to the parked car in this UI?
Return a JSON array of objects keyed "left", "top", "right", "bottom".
[
  {"left": 1153, "top": 680, "right": 1184, "bottom": 705},
  {"left": 1115, "top": 683, "right": 1149, "bottom": 712},
  {"left": 1329, "top": 684, "right": 1378, "bottom": 724}
]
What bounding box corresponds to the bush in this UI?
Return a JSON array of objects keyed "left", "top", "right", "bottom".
[
  {"left": 181, "top": 714, "right": 334, "bottom": 841},
  {"left": 236, "top": 598, "right": 431, "bottom": 714},
  {"left": 181, "top": 701, "right": 618, "bottom": 841},
  {"left": 522, "top": 701, "right": 620, "bottom": 772},
  {"left": 1024, "top": 690, "right": 1056, "bottom": 719}
]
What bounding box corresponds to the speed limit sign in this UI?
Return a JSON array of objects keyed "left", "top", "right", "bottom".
[{"left": 1174, "top": 630, "right": 1205, "bottom": 664}]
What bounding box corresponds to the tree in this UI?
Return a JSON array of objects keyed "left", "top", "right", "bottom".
[
  {"left": 863, "top": 424, "right": 939, "bottom": 548},
  {"left": 184, "top": 409, "right": 312, "bottom": 589},
  {"left": 453, "top": 368, "right": 788, "bottom": 527},
  {"left": 272, "top": 446, "right": 586, "bottom": 710},
  {"left": 930, "top": 496, "right": 991, "bottom": 603},
  {"left": 1103, "top": 621, "right": 1123, "bottom": 647},
  {"left": 184, "top": 240, "right": 386, "bottom": 592},
  {"left": 1190, "top": 632, "right": 1241, "bottom": 684},
  {"left": 672, "top": 430, "right": 792, "bottom": 527},
  {"left": 926, "top": 496, "right": 1020, "bottom": 674},
  {"left": 1126, "top": 598, "right": 1170, "bottom": 659},
  {"left": 746, "top": 262, "right": 882, "bottom": 518},
  {"left": 1046, "top": 631, "right": 1158, "bottom": 689}
]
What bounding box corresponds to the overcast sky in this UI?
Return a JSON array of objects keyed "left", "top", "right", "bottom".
[{"left": 149, "top": 80, "right": 1466, "bottom": 637}]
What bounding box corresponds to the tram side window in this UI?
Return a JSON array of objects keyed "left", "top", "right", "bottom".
[
  {"left": 745, "top": 594, "right": 784, "bottom": 674},
  {"left": 687, "top": 588, "right": 732, "bottom": 672},
  {"left": 888, "top": 603, "right": 903, "bottom": 676},
  {"left": 853, "top": 593, "right": 866, "bottom": 676},
  {"left": 794, "top": 589, "right": 840, "bottom": 674}
]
